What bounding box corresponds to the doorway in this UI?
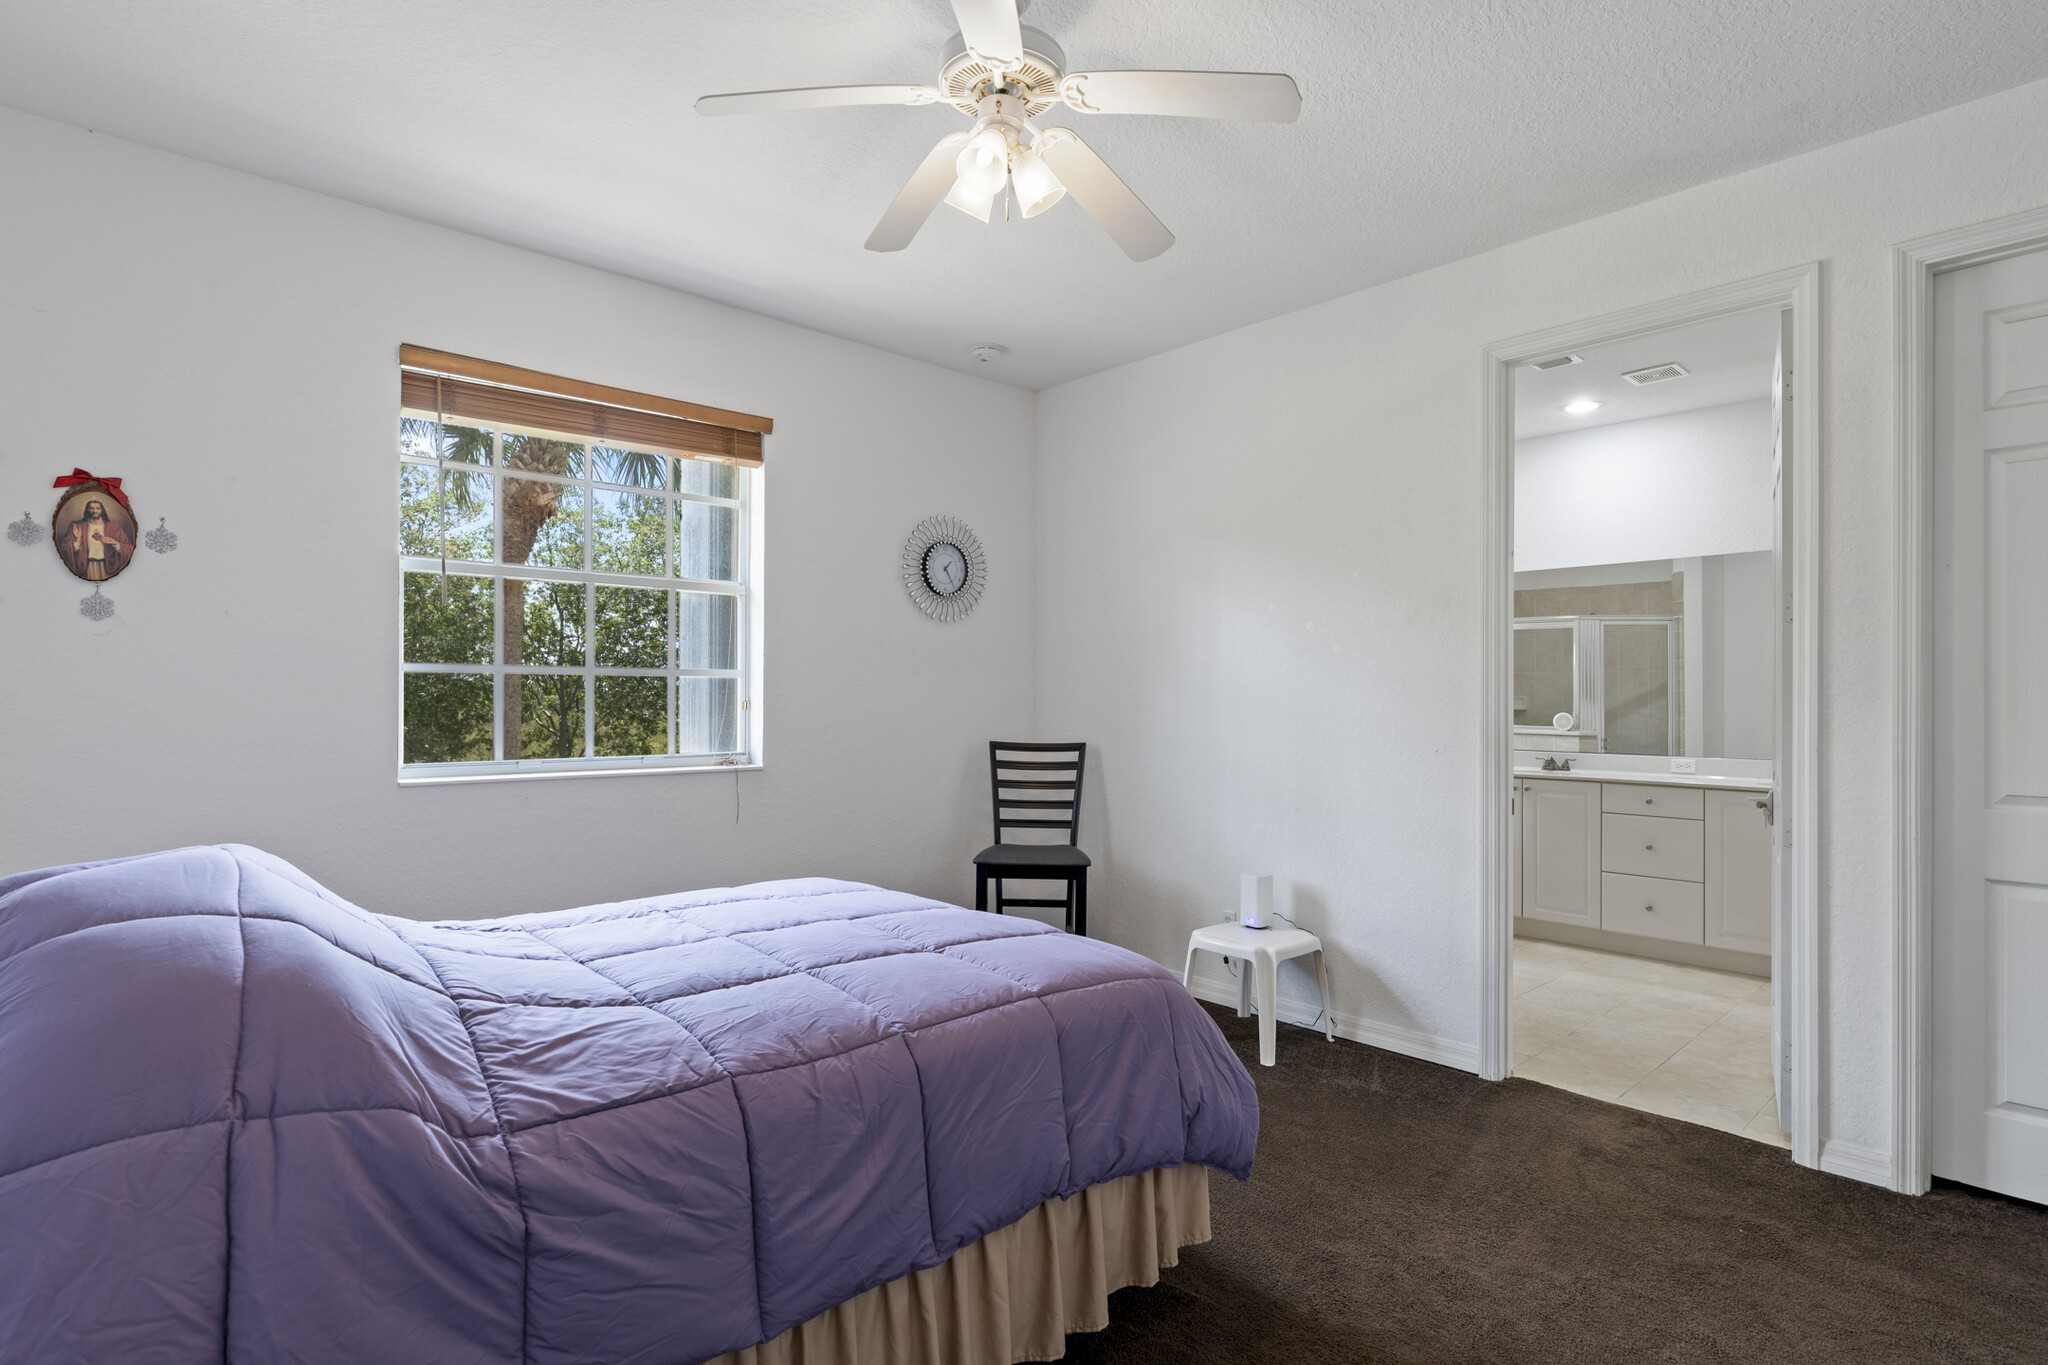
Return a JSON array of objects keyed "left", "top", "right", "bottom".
[{"left": 1480, "top": 267, "right": 1821, "bottom": 1168}]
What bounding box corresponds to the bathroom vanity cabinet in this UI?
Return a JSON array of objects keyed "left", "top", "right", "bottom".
[
  {"left": 1517, "top": 777, "right": 1772, "bottom": 971},
  {"left": 1520, "top": 780, "right": 1603, "bottom": 927}
]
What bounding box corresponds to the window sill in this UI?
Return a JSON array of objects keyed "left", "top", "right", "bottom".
[{"left": 399, "top": 761, "right": 760, "bottom": 788}]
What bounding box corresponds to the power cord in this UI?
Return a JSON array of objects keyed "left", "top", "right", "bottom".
[{"left": 1221, "top": 918, "right": 1330, "bottom": 1033}]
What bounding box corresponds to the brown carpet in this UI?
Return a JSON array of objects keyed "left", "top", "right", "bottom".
[{"left": 1052, "top": 1003, "right": 2048, "bottom": 1364}]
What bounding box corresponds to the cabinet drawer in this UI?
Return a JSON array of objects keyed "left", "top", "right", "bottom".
[
  {"left": 1602, "top": 783, "right": 1703, "bottom": 820},
  {"left": 1602, "top": 812, "right": 1704, "bottom": 881},
  {"left": 1602, "top": 873, "right": 1705, "bottom": 944}
]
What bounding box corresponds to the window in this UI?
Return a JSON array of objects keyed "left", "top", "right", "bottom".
[{"left": 396, "top": 348, "right": 768, "bottom": 780}]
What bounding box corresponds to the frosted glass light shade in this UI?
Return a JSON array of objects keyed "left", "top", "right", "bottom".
[
  {"left": 1010, "top": 148, "right": 1066, "bottom": 218},
  {"left": 954, "top": 128, "right": 1010, "bottom": 197},
  {"left": 943, "top": 177, "right": 997, "bottom": 222}
]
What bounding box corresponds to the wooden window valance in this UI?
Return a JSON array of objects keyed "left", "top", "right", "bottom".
[{"left": 398, "top": 345, "right": 771, "bottom": 467}]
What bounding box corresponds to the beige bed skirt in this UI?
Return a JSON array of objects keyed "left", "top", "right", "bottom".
[{"left": 711, "top": 1163, "right": 1212, "bottom": 1365}]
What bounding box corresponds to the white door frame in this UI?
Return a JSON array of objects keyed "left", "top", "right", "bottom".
[
  {"left": 1893, "top": 205, "right": 2048, "bottom": 1195},
  {"left": 1478, "top": 264, "right": 1823, "bottom": 1171}
]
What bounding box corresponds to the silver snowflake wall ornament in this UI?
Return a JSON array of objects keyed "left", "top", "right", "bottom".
[
  {"left": 144, "top": 516, "right": 179, "bottom": 554},
  {"left": 6, "top": 511, "right": 38, "bottom": 546},
  {"left": 79, "top": 586, "right": 115, "bottom": 621}
]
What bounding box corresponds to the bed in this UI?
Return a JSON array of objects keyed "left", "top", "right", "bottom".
[{"left": 0, "top": 845, "right": 1257, "bottom": 1364}]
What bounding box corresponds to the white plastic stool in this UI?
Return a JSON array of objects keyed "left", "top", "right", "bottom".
[{"left": 1182, "top": 922, "right": 1334, "bottom": 1066}]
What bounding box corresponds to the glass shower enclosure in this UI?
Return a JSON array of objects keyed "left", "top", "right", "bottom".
[{"left": 1513, "top": 615, "right": 1678, "bottom": 755}]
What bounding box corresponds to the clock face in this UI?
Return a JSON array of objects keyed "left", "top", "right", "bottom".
[
  {"left": 902, "top": 515, "right": 984, "bottom": 621},
  {"left": 923, "top": 541, "right": 969, "bottom": 596}
]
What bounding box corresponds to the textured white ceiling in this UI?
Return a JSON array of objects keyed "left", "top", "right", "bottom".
[
  {"left": 1516, "top": 308, "right": 1780, "bottom": 438},
  {"left": 1, "top": 1, "right": 2044, "bottom": 389}
]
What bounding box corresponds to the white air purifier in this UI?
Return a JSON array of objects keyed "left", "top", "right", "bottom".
[{"left": 1240, "top": 874, "right": 1273, "bottom": 930}]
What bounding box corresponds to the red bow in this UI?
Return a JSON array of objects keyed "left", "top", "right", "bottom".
[{"left": 53, "top": 468, "right": 129, "bottom": 510}]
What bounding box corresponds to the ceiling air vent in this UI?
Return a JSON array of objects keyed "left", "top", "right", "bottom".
[
  {"left": 1622, "top": 362, "right": 1690, "bottom": 386},
  {"left": 1529, "top": 354, "right": 1582, "bottom": 371}
]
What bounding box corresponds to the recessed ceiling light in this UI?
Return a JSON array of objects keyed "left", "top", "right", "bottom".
[{"left": 1564, "top": 398, "right": 1601, "bottom": 415}]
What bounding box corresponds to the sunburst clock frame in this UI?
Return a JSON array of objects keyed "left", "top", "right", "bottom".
[{"left": 902, "top": 515, "right": 987, "bottom": 622}]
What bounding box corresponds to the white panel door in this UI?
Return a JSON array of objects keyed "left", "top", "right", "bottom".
[
  {"left": 1703, "top": 789, "right": 1772, "bottom": 954},
  {"left": 1520, "top": 779, "right": 1601, "bottom": 927},
  {"left": 1934, "top": 246, "right": 2048, "bottom": 1203}
]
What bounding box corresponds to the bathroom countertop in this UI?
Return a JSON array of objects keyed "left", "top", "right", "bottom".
[{"left": 1513, "top": 766, "right": 1773, "bottom": 791}]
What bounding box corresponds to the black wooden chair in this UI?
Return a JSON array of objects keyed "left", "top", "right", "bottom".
[{"left": 973, "top": 741, "right": 1090, "bottom": 936}]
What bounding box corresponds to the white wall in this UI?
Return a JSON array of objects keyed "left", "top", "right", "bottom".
[
  {"left": 1703, "top": 551, "right": 1775, "bottom": 760},
  {"left": 0, "top": 107, "right": 1036, "bottom": 919},
  {"left": 1515, "top": 399, "right": 1774, "bottom": 572},
  {"left": 1035, "top": 75, "right": 2048, "bottom": 1162}
]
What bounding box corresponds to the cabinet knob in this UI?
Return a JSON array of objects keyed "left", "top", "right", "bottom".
[
  {"left": 1645, "top": 798, "right": 1654, "bottom": 805},
  {"left": 1645, "top": 904, "right": 1655, "bottom": 912},
  {"left": 1645, "top": 843, "right": 1654, "bottom": 851}
]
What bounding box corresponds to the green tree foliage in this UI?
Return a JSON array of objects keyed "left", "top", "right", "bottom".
[
  {"left": 401, "top": 424, "right": 698, "bottom": 764},
  {"left": 402, "top": 673, "right": 494, "bottom": 764}
]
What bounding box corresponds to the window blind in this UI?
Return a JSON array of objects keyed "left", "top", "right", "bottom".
[{"left": 398, "top": 345, "right": 771, "bottom": 467}]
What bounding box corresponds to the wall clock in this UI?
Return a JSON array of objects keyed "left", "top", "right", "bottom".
[{"left": 901, "top": 515, "right": 987, "bottom": 622}]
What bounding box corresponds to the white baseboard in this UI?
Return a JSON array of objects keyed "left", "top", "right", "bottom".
[
  {"left": 1344, "top": 1013, "right": 1482, "bottom": 1072},
  {"left": 1818, "top": 1138, "right": 1894, "bottom": 1188},
  {"left": 1183, "top": 977, "right": 1480, "bottom": 1073}
]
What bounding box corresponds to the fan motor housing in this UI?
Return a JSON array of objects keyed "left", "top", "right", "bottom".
[{"left": 940, "top": 26, "right": 1066, "bottom": 116}]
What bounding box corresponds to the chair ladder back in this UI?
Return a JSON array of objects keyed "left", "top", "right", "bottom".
[{"left": 988, "top": 741, "right": 1086, "bottom": 846}]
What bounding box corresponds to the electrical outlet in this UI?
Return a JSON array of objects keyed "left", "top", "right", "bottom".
[{"left": 1670, "top": 758, "right": 1697, "bottom": 773}]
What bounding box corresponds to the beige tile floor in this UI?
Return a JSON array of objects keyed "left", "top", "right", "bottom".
[{"left": 1513, "top": 937, "right": 1789, "bottom": 1148}]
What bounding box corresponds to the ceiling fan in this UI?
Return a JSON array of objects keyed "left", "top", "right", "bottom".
[{"left": 696, "top": 0, "right": 1301, "bottom": 262}]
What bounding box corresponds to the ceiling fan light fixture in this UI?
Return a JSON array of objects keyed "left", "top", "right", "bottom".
[
  {"left": 1011, "top": 147, "right": 1065, "bottom": 218},
  {"left": 943, "top": 177, "right": 998, "bottom": 222},
  {"left": 699, "top": 0, "right": 1302, "bottom": 260},
  {"left": 954, "top": 127, "right": 1011, "bottom": 197}
]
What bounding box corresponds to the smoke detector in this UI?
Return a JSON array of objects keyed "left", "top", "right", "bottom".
[
  {"left": 1529, "top": 353, "right": 1583, "bottom": 371},
  {"left": 1622, "top": 361, "right": 1690, "bottom": 386},
  {"left": 970, "top": 344, "right": 1008, "bottom": 364}
]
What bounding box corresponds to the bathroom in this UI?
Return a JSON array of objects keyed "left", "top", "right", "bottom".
[{"left": 1509, "top": 307, "right": 1786, "bottom": 1146}]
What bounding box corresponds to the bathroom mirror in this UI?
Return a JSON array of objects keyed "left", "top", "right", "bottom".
[{"left": 1511, "top": 553, "right": 1772, "bottom": 759}]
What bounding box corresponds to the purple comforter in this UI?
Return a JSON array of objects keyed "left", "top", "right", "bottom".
[{"left": 0, "top": 845, "right": 1256, "bottom": 1364}]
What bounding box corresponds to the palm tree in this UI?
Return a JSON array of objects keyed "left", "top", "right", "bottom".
[
  {"left": 404, "top": 419, "right": 668, "bottom": 759},
  {"left": 494, "top": 432, "right": 581, "bottom": 756}
]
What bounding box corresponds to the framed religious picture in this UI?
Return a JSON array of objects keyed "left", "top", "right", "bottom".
[{"left": 50, "top": 471, "right": 137, "bottom": 583}]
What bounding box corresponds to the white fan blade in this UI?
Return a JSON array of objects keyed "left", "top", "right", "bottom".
[
  {"left": 951, "top": 0, "right": 1024, "bottom": 69},
  {"left": 866, "top": 132, "right": 974, "bottom": 252},
  {"left": 1059, "top": 71, "right": 1301, "bottom": 123},
  {"left": 696, "top": 85, "right": 943, "bottom": 117},
  {"left": 1034, "top": 129, "right": 1174, "bottom": 262}
]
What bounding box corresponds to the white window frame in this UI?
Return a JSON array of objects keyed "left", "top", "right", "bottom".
[{"left": 396, "top": 416, "right": 764, "bottom": 785}]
